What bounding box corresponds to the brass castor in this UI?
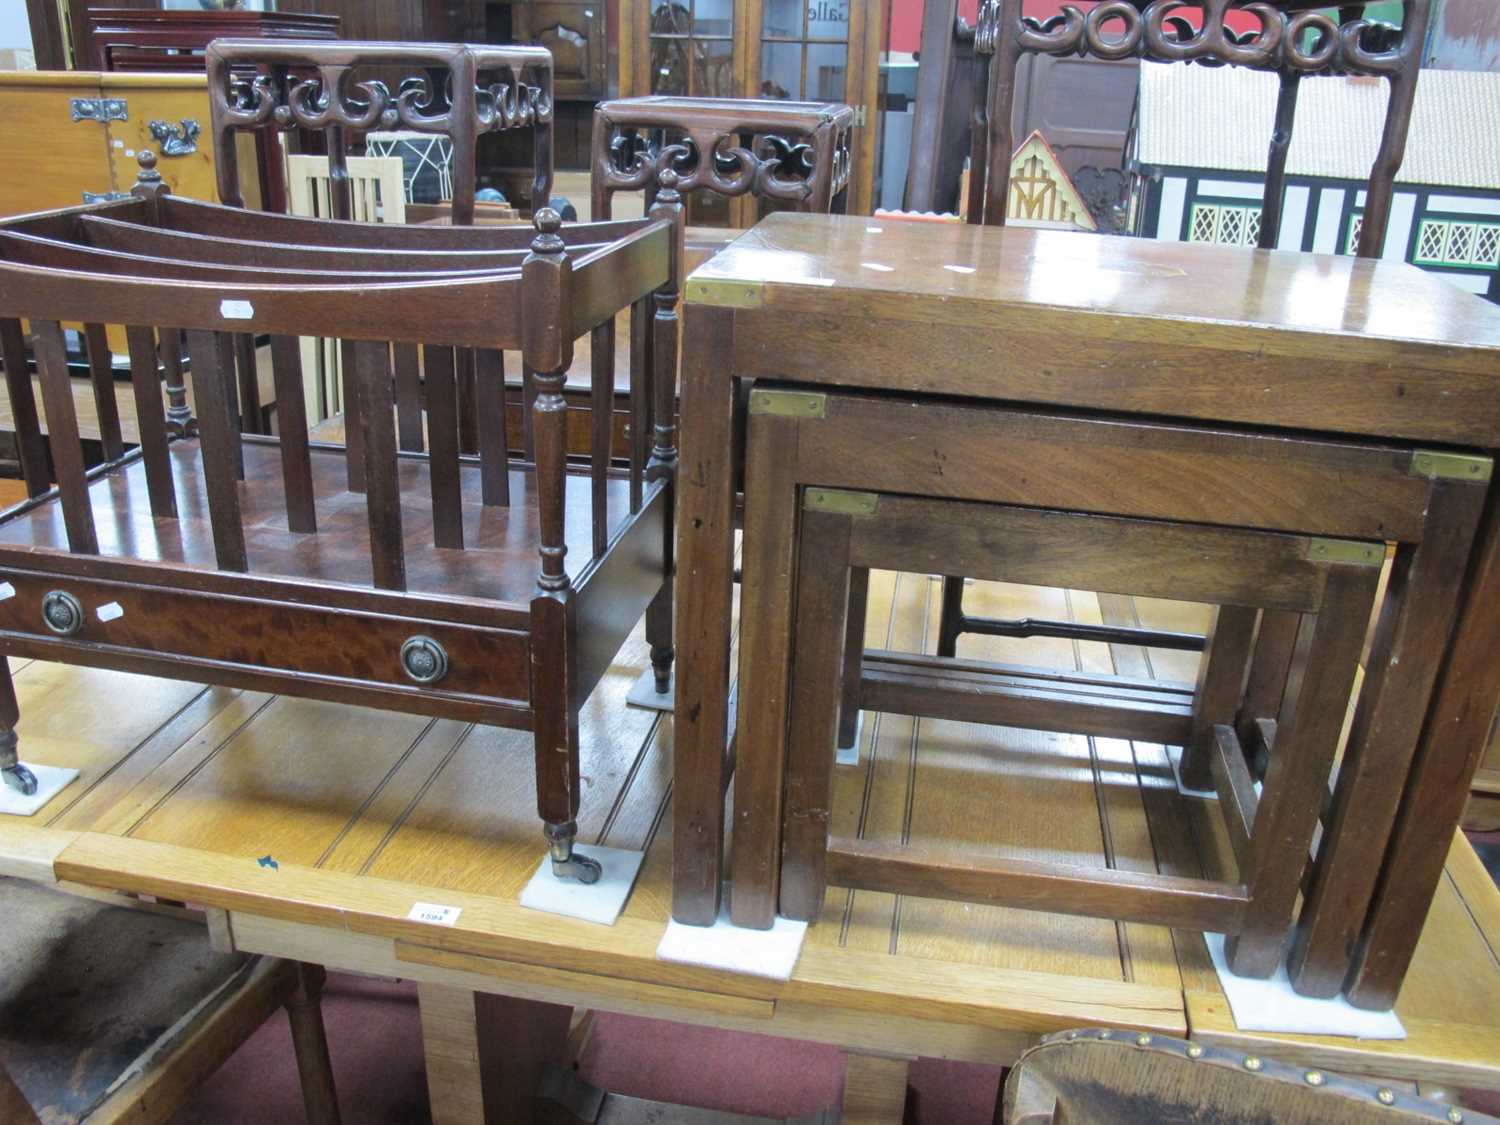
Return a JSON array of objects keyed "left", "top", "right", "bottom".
[
  {"left": 545, "top": 820, "right": 602, "bottom": 884},
  {"left": 2, "top": 763, "right": 37, "bottom": 797}
]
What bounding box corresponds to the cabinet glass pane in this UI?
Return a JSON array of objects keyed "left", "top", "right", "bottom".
[
  {"left": 763, "top": 0, "right": 803, "bottom": 39},
  {"left": 650, "top": 39, "right": 691, "bottom": 93},
  {"left": 760, "top": 40, "right": 800, "bottom": 99},
  {"left": 695, "top": 38, "right": 735, "bottom": 96},
  {"left": 806, "top": 42, "right": 847, "bottom": 100},
  {"left": 695, "top": 0, "right": 734, "bottom": 36},
  {"left": 650, "top": 0, "right": 689, "bottom": 33},
  {"left": 807, "top": 0, "right": 850, "bottom": 40}
]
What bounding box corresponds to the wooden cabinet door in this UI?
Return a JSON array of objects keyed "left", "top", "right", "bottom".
[{"left": 521, "top": 2, "right": 608, "bottom": 99}]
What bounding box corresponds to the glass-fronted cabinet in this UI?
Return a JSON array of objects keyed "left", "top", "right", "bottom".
[
  {"left": 622, "top": 0, "right": 881, "bottom": 220},
  {"left": 646, "top": 0, "right": 736, "bottom": 97}
]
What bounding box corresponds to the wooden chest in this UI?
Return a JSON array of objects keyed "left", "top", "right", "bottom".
[{"left": 0, "top": 70, "right": 259, "bottom": 219}]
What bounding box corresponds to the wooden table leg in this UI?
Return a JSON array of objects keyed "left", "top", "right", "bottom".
[
  {"left": 839, "top": 567, "right": 870, "bottom": 754},
  {"left": 1346, "top": 479, "right": 1500, "bottom": 1010},
  {"left": 418, "top": 984, "right": 573, "bottom": 1125},
  {"left": 672, "top": 304, "right": 738, "bottom": 926},
  {"left": 286, "top": 962, "right": 342, "bottom": 1125},
  {"left": 1288, "top": 478, "right": 1484, "bottom": 997},
  {"left": 730, "top": 408, "right": 804, "bottom": 928},
  {"left": 840, "top": 1052, "right": 911, "bottom": 1125}
]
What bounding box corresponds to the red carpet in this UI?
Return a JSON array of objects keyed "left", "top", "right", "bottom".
[
  {"left": 169, "top": 976, "right": 1004, "bottom": 1123},
  {"left": 170, "top": 829, "right": 1500, "bottom": 1122}
]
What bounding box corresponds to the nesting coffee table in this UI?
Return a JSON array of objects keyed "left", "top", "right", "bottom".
[{"left": 673, "top": 212, "right": 1500, "bottom": 1009}]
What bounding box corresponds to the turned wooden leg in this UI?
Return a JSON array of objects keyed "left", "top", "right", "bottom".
[
  {"left": 285, "top": 962, "right": 341, "bottom": 1125},
  {"left": 0, "top": 660, "right": 34, "bottom": 796},
  {"left": 526, "top": 211, "right": 599, "bottom": 887},
  {"left": 937, "top": 575, "right": 966, "bottom": 658},
  {"left": 647, "top": 584, "right": 673, "bottom": 695},
  {"left": 838, "top": 567, "right": 870, "bottom": 753}
]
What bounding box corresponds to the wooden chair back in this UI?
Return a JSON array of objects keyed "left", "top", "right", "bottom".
[
  {"left": 205, "top": 39, "right": 554, "bottom": 224},
  {"left": 285, "top": 153, "right": 406, "bottom": 423},
  {"left": 970, "top": 0, "right": 1430, "bottom": 256},
  {"left": 286, "top": 153, "right": 406, "bottom": 224},
  {"left": 1002, "top": 1030, "right": 1496, "bottom": 1123},
  {"left": 1002, "top": 1038, "right": 1482, "bottom": 1122}
]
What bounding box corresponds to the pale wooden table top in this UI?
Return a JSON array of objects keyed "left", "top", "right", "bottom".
[{"left": 1, "top": 574, "right": 1497, "bottom": 1086}]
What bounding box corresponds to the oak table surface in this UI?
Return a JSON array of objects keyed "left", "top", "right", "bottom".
[{"left": 0, "top": 579, "right": 1495, "bottom": 1091}]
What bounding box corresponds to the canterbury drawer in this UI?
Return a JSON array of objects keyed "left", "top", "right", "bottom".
[{"left": 0, "top": 569, "right": 531, "bottom": 704}]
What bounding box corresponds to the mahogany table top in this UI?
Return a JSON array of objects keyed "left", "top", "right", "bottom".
[{"left": 686, "top": 213, "right": 1500, "bottom": 447}]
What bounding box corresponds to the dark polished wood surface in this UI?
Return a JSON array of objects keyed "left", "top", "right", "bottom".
[
  {"left": 0, "top": 440, "right": 640, "bottom": 605},
  {"left": 689, "top": 213, "right": 1500, "bottom": 445},
  {"left": 0, "top": 182, "right": 677, "bottom": 876},
  {"left": 675, "top": 208, "right": 1500, "bottom": 1012}
]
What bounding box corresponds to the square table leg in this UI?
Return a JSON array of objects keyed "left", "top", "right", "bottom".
[
  {"left": 1345, "top": 479, "right": 1500, "bottom": 1009},
  {"left": 671, "top": 305, "right": 738, "bottom": 926}
]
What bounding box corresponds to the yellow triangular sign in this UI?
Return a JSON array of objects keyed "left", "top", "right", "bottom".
[{"left": 1007, "top": 130, "right": 1098, "bottom": 231}]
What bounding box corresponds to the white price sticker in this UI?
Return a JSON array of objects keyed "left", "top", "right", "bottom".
[
  {"left": 407, "top": 902, "right": 462, "bottom": 926},
  {"left": 220, "top": 299, "right": 255, "bottom": 320}
]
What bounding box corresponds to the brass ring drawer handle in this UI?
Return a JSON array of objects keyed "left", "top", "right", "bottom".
[
  {"left": 41, "top": 591, "right": 84, "bottom": 636},
  {"left": 400, "top": 636, "right": 449, "bottom": 684}
]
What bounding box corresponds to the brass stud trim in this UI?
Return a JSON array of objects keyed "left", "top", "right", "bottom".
[
  {"left": 1448, "top": 1109, "right": 1465, "bottom": 1123},
  {"left": 1243, "top": 1057, "right": 1263, "bottom": 1072},
  {"left": 1135, "top": 1034, "right": 1152, "bottom": 1046},
  {"left": 1304, "top": 1071, "right": 1325, "bottom": 1086},
  {"left": 1186, "top": 1044, "right": 1204, "bottom": 1059},
  {"left": 684, "top": 276, "right": 763, "bottom": 308},
  {"left": 1306, "top": 538, "right": 1384, "bottom": 567},
  {"left": 804, "top": 488, "right": 878, "bottom": 516},
  {"left": 1376, "top": 1089, "right": 1397, "bottom": 1106},
  {"left": 1410, "top": 450, "right": 1493, "bottom": 483}
]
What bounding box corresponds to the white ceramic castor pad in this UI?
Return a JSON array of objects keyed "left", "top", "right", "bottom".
[
  {"left": 518, "top": 845, "right": 645, "bottom": 926},
  {"left": 0, "top": 763, "right": 78, "bottom": 817},
  {"left": 836, "top": 712, "right": 865, "bottom": 766},
  {"left": 626, "top": 667, "right": 674, "bottom": 712},
  {"left": 1202, "top": 932, "right": 1404, "bottom": 1038},
  {"left": 656, "top": 892, "right": 809, "bottom": 981}
]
